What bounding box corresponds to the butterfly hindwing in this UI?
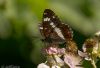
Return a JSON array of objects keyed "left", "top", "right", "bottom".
[{"left": 60, "top": 23, "right": 73, "bottom": 41}]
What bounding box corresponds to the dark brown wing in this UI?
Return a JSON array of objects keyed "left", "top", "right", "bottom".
[
  {"left": 43, "top": 9, "right": 73, "bottom": 41},
  {"left": 40, "top": 9, "right": 65, "bottom": 44},
  {"left": 39, "top": 9, "right": 73, "bottom": 45},
  {"left": 59, "top": 23, "right": 73, "bottom": 41},
  {"left": 43, "top": 9, "right": 61, "bottom": 26},
  {"left": 42, "top": 9, "right": 62, "bottom": 39}
]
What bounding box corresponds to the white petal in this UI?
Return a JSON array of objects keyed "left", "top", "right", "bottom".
[
  {"left": 54, "top": 55, "right": 64, "bottom": 66},
  {"left": 52, "top": 65, "right": 60, "bottom": 68},
  {"left": 64, "top": 54, "right": 83, "bottom": 68},
  {"left": 37, "top": 63, "right": 50, "bottom": 68}
]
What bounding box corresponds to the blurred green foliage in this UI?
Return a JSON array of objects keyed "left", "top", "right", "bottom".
[{"left": 0, "top": 0, "right": 100, "bottom": 68}]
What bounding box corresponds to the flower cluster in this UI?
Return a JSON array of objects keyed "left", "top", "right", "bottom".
[{"left": 37, "top": 31, "right": 100, "bottom": 68}]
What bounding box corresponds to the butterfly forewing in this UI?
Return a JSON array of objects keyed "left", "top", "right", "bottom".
[{"left": 43, "top": 9, "right": 61, "bottom": 26}]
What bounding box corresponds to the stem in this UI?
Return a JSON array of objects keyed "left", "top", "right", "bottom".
[
  {"left": 91, "top": 55, "right": 97, "bottom": 68},
  {"left": 91, "top": 60, "right": 96, "bottom": 68}
]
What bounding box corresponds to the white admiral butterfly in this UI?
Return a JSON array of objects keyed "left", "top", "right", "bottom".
[
  {"left": 39, "top": 9, "right": 73, "bottom": 46},
  {"left": 38, "top": 9, "right": 83, "bottom": 68}
]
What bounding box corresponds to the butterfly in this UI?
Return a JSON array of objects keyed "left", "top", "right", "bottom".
[
  {"left": 38, "top": 9, "right": 82, "bottom": 68},
  {"left": 39, "top": 9, "right": 73, "bottom": 46}
]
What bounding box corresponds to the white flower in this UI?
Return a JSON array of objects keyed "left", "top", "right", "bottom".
[
  {"left": 52, "top": 65, "right": 60, "bottom": 68},
  {"left": 78, "top": 50, "right": 91, "bottom": 61},
  {"left": 95, "top": 31, "right": 100, "bottom": 37},
  {"left": 64, "top": 53, "right": 83, "bottom": 68},
  {"left": 37, "top": 63, "right": 50, "bottom": 68}
]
